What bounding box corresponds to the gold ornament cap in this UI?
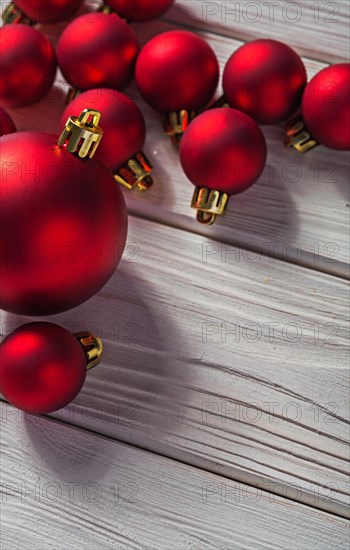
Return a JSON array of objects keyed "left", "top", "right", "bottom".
[
  {"left": 58, "top": 109, "right": 103, "bottom": 159},
  {"left": 98, "top": 3, "right": 113, "bottom": 14},
  {"left": 66, "top": 87, "right": 81, "bottom": 105},
  {"left": 98, "top": 2, "right": 130, "bottom": 20},
  {"left": 75, "top": 332, "right": 103, "bottom": 370},
  {"left": 285, "top": 117, "right": 318, "bottom": 153},
  {"left": 210, "top": 95, "right": 231, "bottom": 109},
  {"left": 191, "top": 187, "right": 229, "bottom": 225},
  {"left": 162, "top": 110, "right": 196, "bottom": 146},
  {"left": 2, "top": 2, "right": 34, "bottom": 24},
  {"left": 114, "top": 151, "right": 153, "bottom": 191}
]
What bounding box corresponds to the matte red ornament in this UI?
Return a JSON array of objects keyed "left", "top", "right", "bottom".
[
  {"left": 179, "top": 108, "right": 267, "bottom": 224},
  {"left": 57, "top": 13, "right": 140, "bottom": 96},
  {"left": 0, "top": 112, "right": 128, "bottom": 316},
  {"left": 60, "top": 89, "right": 152, "bottom": 190},
  {"left": 2, "top": 0, "right": 84, "bottom": 25},
  {"left": 103, "top": 0, "right": 174, "bottom": 22},
  {"left": 222, "top": 39, "right": 307, "bottom": 125},
  {"left": 0, "top": 24, "right": 56, "bottom": 108},
  {"left": 286, "top": 63, "right": 350, "bottom": 152},
  {"left": 0, "top": 107, "right": 16, "bottom": 136},
  {"left": 135, "top": 30, "right": 219, "bottom": 143},
  {"left": 0, "top": 322, "right": 103, "bottom": 414}
]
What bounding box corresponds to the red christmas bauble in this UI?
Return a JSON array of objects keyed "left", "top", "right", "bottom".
[
  {"left": 135, "top": 30, "right": 219, "bottom": 112},
  {"left": 105, "top": 0, "right": 174, "bottom": 22},
  {"left": 13, "top": 0, "right": 84, "bottom": 24},
  {"left": 0, "top": 322, "right": 101, "bottom": 414},
  {"left": 60, "top": 89, "right": 146, "bottom": 171},
  {"left": 223, "top": 39, "right": 307, "bottom": 125},
  {"left": 0, "top": 131, "right": 128, "bottom": 316},
  {"left": 180, "top": 108, "right": 267, "bottom": 195},
  {"left": 302, "top": 63, "right": 350, "bottom": 150},
  {"left": 57, "top": 13, "right": 140, "bottom": 91},
  {"left": 0, "top": 107, "right": 16, "bottom": 136},
  {"left": 0, "top": 25, "right": 56, "bottom": 108}
]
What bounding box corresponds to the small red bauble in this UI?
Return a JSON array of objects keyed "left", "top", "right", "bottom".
[
  {"left": 0, "top": 25, "right": 56, "bottom": 108},
  {"left": 179, "top": 108, "right": 267, "bottom": 224},
  {"left": 287, "top": 63, "right": 350, "bottom": 152},
  {"left": 0, "top": 117, "right": 128, "bottom": 316},
  {"left": 103, "top": 0, "right": 174, "bottom": 22},
  {"left": 0, "top": 322, "right": 102, "bottom": 414},
  {"left": 222, "top": 39, "right": 307, "bottom": 125},
  {"left": 60, "top": 89, "right": 152, "bottom": 190},
  {"left": 3, "top": 0, "right": 84, "bottom": 24},
  {"left": 0, "top": 107, "right": 16, "bottom": 136},
  {"left": 135, "top": 30, "right": 219, "bottom": 143},
  {"left": 57, "top": 14, "right": 140, "bottom": 93}
]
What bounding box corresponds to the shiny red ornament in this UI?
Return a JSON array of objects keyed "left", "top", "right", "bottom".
[
  {"left": 0, "top": 124, "right": 128, "bottom": 316},
  {"left": 135, "top": 30, "right": 219, "bottom": 143},
  {"left": 0, "top": 25, "right": 56, "bottom": 108},
  {"left": 60, "top": 89, "right": 152, "bottom": 190},
  {"left": 57, "top": 13, "right": 140, "bottom": 94},
  {"left": 287, "top": 63, "right": 350, "bottom": 152},
  {"left": 3, "top": 0, "right": 84, "bottom": 24},
  {"left": 179, "top": 108, "right": 267, "bottom": 224},
  {"left": 0, "top": 322, "right": 102, "bottom": 414},
  {"left": 0, "top": 107, "right": 16, "bottom": 136},
  {"left": 103, "top": 0, "right": 174, "bottom": 21},
  {"left": 222, "top": 39, "right": 307, "bottom": 125}
]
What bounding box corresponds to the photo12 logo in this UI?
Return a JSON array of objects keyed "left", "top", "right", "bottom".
[
  {"left": 202, "top": 2, "right": 340, "bottom": 25},
  {"left": 1, "top": 478, "right": 140, "bottom": 508}
]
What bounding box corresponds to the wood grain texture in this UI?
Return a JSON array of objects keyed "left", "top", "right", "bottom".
[
  {"left": 1, "top": 2, "right": 349, "bottom": 545},
  {"left": 2, "top": 217, "right": 349, "bottom": 517},
  {"left": 6, "top": 19, "right": 350, "bottom": 277},
  {"left": 1, "top": 403, "right": 349, "bottom": 550},
  {"left": 164, "top": 0, "right": 350, "bottom": 63}
]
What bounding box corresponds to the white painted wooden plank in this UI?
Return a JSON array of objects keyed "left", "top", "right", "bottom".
[
  {"left": 1, "top": 403, "right": 349, "bottom": 550},
  {"left": 2, "top": 217, "right": 349, "bottom": 517},
  {"left": 164, "top": 0, "right": 350, "bottom": 63},
  {"left": 5, "top": 20, "right": 349, "bottom": 275}
]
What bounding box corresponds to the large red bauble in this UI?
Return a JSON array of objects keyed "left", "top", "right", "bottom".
[
  {"left": 0, "top": 25, "right": 56, "bottom": 108},
  {"left": 0, "top": 107, "right": 16, "bottom": 136},
  {"left": 179, "top": 108, "right": 267, "bottom": 195},
  {"left": 60, "top": 89, "right": 146, "bottom": 171},
  {"left": 57, "top": 14, "right": 140, "bottom": 91},
  {"left": 0, "top": 132, "right": 128, "bottom": 316},
  {"left": 0, "top": 323, "right": 89, "bottom": 414},
  {"left": 13, "top": 0, "right": 84, "bottom": 24},
  {"left": 105, "top": 0, "right": 174, "bottom": 22},
  {"left": 223, "top": 39, "right": 307, "bottom": 125},
  {"left": 135, "top": 30, "right": 219, "bottom": 112},
  {"left": 302, "top": 63, "right": 350, "bottom": 151}
]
